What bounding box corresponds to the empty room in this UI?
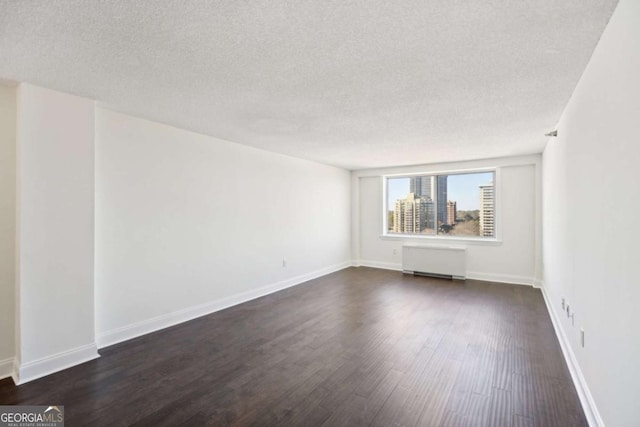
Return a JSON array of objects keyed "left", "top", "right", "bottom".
[{"left": 0, "top": 0, "right": 638, "bottom": 426}]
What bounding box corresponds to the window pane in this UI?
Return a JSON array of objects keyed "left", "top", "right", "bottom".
[
  {"left": 437, "top": 172, "right": 495, "bottom": 237},
  {"left": 387, "top": 176, "right": 436, "bottom": 235}
]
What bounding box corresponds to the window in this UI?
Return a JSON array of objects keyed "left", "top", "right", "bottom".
[{"left": 385, "top": 170, "right": 496, "bottom": 239}]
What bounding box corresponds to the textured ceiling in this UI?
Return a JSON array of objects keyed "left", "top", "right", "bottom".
[{"left": 0, "top": 0, "right": 618, "bottom": 169}]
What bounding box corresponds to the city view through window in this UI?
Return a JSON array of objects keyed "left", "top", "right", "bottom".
[{"left": 386, "top": 171, "right": 495, "bottom": 238}]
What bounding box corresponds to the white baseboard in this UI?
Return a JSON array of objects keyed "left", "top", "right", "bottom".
[
  {"left": 96, "top": 261, "right": 352, "bottom": 349},
  {"left": 13, "top": 343, "right": 100, "bottom": 385},
  {"left": 466, "top": 271, "right": 534, "bottom": 286},
  {"left": 356, "top": 259, "right": 402, "bottom": 271},
  {"left": 0, "top": 357, "right": 14, "bottom": 381},
  {"left": 356, "top": 261, "right": 535, "bottom": 286},
  {"left": 540, "top": 285, "right": 604, "bottom": 427}
]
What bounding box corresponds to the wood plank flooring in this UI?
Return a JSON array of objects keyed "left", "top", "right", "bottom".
[{"left": 0, "top": 267, "right": 587, "bottom": 426}]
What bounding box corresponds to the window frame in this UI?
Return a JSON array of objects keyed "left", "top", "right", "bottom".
[{"left": 381, "top": 167, "right": 501, "bottom": 244}]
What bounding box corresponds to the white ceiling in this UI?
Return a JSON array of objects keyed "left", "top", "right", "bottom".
[{"left": 0, "top": 0, "right": 618, "bottom": 170}]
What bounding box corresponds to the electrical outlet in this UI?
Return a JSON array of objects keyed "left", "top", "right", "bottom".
[
  {"left": 392, "top": 248, "right": 397, "bottom": 255},
  {"left": 580, "top": 328, "right": 585, "bottom": 347},
  {"left": 282, "top": 259, "right": 286, "bottom": 267},
  {"left": 566, "top": 304, "right": 570, "bottom": 317},
  {"left": 562, "top": 298, "right": 565, "bottom": 310}
]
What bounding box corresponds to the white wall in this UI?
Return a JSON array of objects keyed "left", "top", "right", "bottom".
[
  {"left": 541, "top": 1, "right": 640, "bottom": 426},
  {"left": 0, "top": 83, "right": 16, "bottom": 379},
  {"left": 15, "top": 84, "right": 97, "bottom": 383},
  {"left": 353, "top": 155, "right": 540, "bottom": 285},
  {"left": 95, "top": 108, "right": 351, "bottom": 346}
]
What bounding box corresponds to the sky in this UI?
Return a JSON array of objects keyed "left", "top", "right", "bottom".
[{"left": 387, "top": 172, "right": 493, "bottom": 211}]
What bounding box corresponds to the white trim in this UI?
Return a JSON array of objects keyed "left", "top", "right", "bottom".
[
  {"left": 96, "top": 261, "right": 352, "bottom": 349},
  {"left": 493, "top": 167, "right": 502, "bottom": 242},
  {"left": 356, "top": 259, "right": 403, "bottom": 271},
  {"left": 381, "top": 168, "right": 502, "bottom": 243},
  {"left": 465, "top": 271, "right": 534, "bottom": 286},
  {"left": 540, "top": 285, "right": 604, "bottom": 427},
  {"left": 13, "top": 343, "right": 99, "bottom": 385},
  {"left": 0, "top": 357, "right": 14, "bottom": 381},
  {"left": 356, "top": 262, "right": 535, "bottom": 286},
  {"left": 378, "top": 234, "right": 503, "bottom": 246}
]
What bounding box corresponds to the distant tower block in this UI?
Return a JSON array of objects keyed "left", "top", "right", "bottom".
[
  {"left": 447, "top": 200, "right": 457, "bottom": 225},
  {"left": 479, "top": 182, "right": 495, "bottom": 237}
]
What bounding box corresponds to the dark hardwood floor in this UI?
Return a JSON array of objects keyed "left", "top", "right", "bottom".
[{"left": 0, "top": 267, "right": 586, "bottom": 426}]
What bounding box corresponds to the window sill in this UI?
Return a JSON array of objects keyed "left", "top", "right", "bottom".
[{"left": 379, "top": 233, "right": 503, "bottom": 246}]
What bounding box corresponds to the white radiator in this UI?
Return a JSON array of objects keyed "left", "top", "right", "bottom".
[{"left": 402, "top": 244, "right": 466, "bottom": 280}]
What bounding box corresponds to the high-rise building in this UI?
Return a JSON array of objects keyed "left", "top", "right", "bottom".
[
  {"left": 437, "top": 176, "right": 448, "bottom": 224},
  {"left": 479, "top": 182, "right": 495, "bottom": 237},
  {"left": 393, "top": 193, "right": 435, "bottom": 233},
  {"left": 409, "top": 176, "right": 434, "bottom": 199},
  {"left": 409, "top": 175, "right": 448, "bottom": 224},
  {"left": 446, "top": 200, "right": 457, "bottom": 225}
]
